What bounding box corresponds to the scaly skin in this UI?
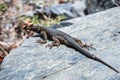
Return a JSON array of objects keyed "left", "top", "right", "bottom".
[{"left": 26, "top": 25, "right": 119, "bottom": 73}]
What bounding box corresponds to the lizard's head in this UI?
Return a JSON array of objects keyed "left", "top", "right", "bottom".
[{"left": 26, "top": 24, "right": 42, "bottom": 32}]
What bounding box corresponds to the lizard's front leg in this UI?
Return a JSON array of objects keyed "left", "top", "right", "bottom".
[
  {"left": 46, "top": 36, "right": 65, "bottom": 49},
  {"left": 46, "top": 36, "right": 60, "bottom": 49},
  {"left": 36, "top": 31, "right": 47, "bottom": 44}
]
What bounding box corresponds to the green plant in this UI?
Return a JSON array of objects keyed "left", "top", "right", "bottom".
[
  {"left": 56, "top": 14, "right": 67, "bottom": 24},
  {"left": 31, "top": 15, "right": 41, "bottom": 24},
  {"left": 0, "top": 4, "right": 7, "bottom": 12},
  {"left": 18, "top": 14, "right": 67, "bottom": 27}
]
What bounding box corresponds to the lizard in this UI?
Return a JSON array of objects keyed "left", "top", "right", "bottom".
[{"left": 26, "top": 24, "right": 119, "bottom": 73}]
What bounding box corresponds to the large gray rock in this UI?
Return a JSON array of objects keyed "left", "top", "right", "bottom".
[{"left": 0, "top": 7, "right": 120, "bottom": 80}]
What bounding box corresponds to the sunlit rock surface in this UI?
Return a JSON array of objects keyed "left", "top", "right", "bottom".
[{"left": 0, "top": 7, "right": 120, "bottom": 80}]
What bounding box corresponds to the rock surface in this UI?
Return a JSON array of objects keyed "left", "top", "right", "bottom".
[{"left": 0, "top": 7, "right": 120, "bottom": 80}]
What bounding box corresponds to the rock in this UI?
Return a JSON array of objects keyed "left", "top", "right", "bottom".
[
  {"left": 105, "top": 74, "right": 120, "bottom": 80},
  {"left": 50, "top": 0, "right": 86, "bottom": 18},
  {"left": 71, "top": 0, "right": 86, "bottom": 16},
  {"left": 25, "top": 0, "right": 86, "bottom": 20},
  {"left": 0, "top": 7, "right": 120, "bottom": 80},
  {"left": 85, "top": 0, "right": 119, "bottom": 14}
]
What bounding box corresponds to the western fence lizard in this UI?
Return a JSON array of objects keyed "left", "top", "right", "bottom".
[{"left": 26, "top": 24, "right": 119, "bottom": 73}]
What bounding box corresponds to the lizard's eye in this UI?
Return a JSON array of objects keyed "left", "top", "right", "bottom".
[{"left": 38, "top": 28, "right": 40, "bottom": 31}]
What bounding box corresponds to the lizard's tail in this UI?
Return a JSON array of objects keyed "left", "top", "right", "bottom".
[
  {"left": 91, "top": 56, "right": 119, "bottom": 73},
  {"left": 67, "top": 37, "right": 119, "bottom": 73},
  {"left": 76, "top": 47, "right": 119, "bottom": 73},
  {"left": 75, "top": 45, "right": 119, "bottom": 73}
]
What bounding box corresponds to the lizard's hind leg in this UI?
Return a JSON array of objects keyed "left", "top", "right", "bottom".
[{"left": 73, "top": 38, "right": 96, "bottom": 50}]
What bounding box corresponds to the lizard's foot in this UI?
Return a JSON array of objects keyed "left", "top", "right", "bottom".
[
  {"left": 45, "top": 44, "right": 54, "bottom": 49},
  {"left": 36, "top": 39, "right": 46, "bottom": 44},
  {"left": 82, "top": 44, "right": 96, "bottom": 50},
  {"left": 46, "top": 43, "right": 60, "bottom": 49},
  {"left": 89, "top": 44, "right": 96, "bottom": 50}
]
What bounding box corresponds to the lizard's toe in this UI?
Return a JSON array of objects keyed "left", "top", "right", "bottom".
[
  {"left": 36, "top": 39, "right": 46, "bottom": 44},
  {"left": 45, "top": 44, "right": 53, "bottom": 49}
]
